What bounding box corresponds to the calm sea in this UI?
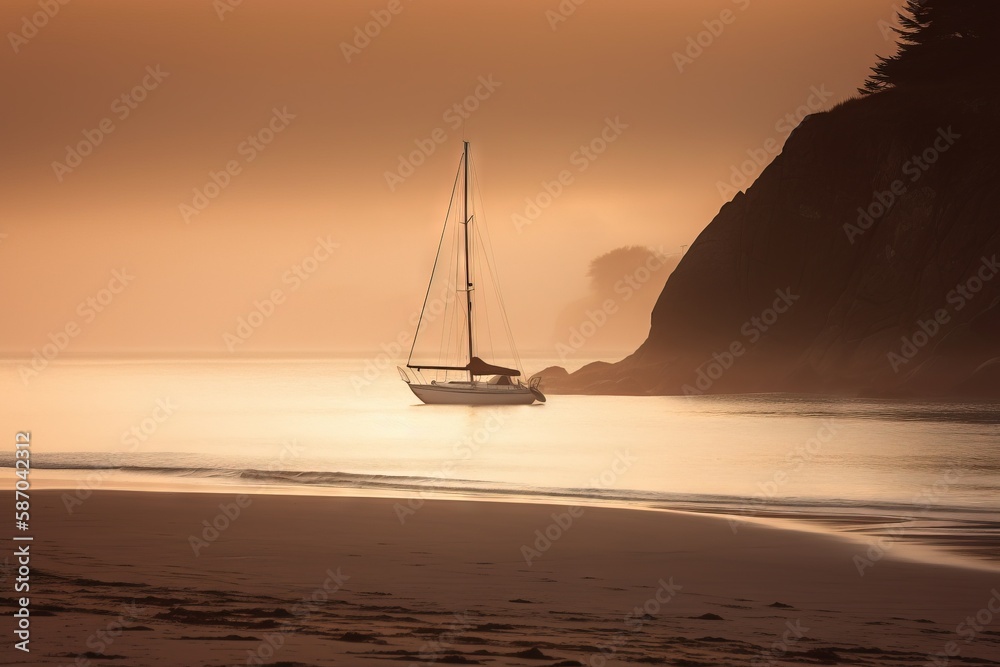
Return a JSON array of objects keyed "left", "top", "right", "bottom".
[{"left": 5, "top": 358, "right": 999, "bottom": 565}]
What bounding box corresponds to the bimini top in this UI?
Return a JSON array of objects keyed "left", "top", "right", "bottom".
[{"left": 408, "top": 356, "right": 521, "bottom": 377}]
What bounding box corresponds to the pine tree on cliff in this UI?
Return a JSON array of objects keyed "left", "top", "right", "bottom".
[{"left": 863, "top": 0, "right": 1000, "bottom": 94}]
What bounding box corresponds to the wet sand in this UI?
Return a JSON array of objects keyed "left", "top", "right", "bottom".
[{"left": 7, "top": 490, "right": 1000, "bottom": 666}]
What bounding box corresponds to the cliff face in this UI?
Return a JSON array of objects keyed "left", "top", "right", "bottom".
[{"left": 547, "top": 86, "right": 1000, "bottom": 398}]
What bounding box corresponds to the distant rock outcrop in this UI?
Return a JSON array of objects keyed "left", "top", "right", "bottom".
[{"left": 541, "top": 84, "right": 1000, "bottom": 398}]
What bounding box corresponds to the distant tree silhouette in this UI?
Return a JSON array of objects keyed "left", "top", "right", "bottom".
[
  {"left": 550, "top": 246, "right": 678, "bottom": 356},
  {"left": 863, "top": 0, "right": 1000, "bottom": 94},
  {"left": 586, "top": 246, "right": 660, "bottom": 291}
]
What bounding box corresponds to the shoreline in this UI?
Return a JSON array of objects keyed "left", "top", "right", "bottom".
[
  {"left": 15, "top": 489, "right": 1000, "bottom": 666},
  {"left": 26, "top": 472, "right": 1000, "bottom": 573}
]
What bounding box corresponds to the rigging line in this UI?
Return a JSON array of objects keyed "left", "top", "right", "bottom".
[
  {"left": 449, "top": 205, "right": 464, "bottom": 372},
  {"left": 472, "top": 214, "right": 507, "bottom": 373},
  {"left": 468, "top": 211, "right": 475, "bottom": 358},
  {"left": 467, "top": 185, "right": 498, "bottom": 367},
  {"left": 470, "top": 152, "right": 523, "bottom": 373},
  {"left": 478, "top": 231, "right": 497, "bottom": 368},
  {"left": 486, "top": 230, "right": 523, "bottom": 374},
  {"left": 437, "top": 201, "right": 457, "bottom": 373},
  {"left": 445, "top": 185, "right": 465, "bottom": 374},
  {"left": 439, "top": 163, "right": 465, "bottom": 377},
  {"left": 469, "top": 161, "right": 508, "bottom": 364},
  {"left": 452, "top": 188, "right": 467, "bottom": 371},
  {"left": 468, "top": 172, "right": 485, "bottom": 365},
  {"left": 470, "top": 204, "right": 481, "bottom": 359},
  {"left": 408, "top": 154, "right": 464, "bottom": 366},
  {"left": 460, "top": 208, "right": 472, "bottom": 365},
  {"left": 462, "top": 144, "right": 474, "bottom": 376},
  {"left": 459, "top": 147, "right": 470, "bottom": 371}
]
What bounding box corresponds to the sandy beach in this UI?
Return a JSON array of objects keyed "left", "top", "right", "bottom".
[{"left": 6, "top": 490, "right": 999, "bottom": 666}]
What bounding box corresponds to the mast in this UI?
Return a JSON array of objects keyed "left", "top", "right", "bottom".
[{"left": 462, "top": 141, "right": 474, "bottom": 381}]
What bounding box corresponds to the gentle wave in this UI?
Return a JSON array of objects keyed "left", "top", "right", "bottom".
[{"left": 10, "top": 454, "right": 1000, "bottom": 523}]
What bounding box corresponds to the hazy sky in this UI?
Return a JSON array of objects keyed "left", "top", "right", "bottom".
[{"left": 1, "top": 0, "right": 905, "bottom": 357}]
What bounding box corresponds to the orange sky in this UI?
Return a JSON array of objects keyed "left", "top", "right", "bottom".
[{"left": 1, "top": 0, "right": 905, "bottom": 357}]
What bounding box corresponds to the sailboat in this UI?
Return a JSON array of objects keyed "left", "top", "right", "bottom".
[{"left": 398, "top": 142, "right": 545, "bottom": 405}]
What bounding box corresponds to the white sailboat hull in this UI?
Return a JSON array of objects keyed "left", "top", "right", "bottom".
[{"left": 408, "top": 382, "right": 540, "bottom": 405}]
